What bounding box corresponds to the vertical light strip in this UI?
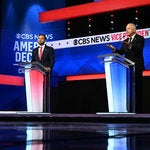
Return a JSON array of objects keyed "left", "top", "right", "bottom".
[
  {"left": 26, "top": 127, "right": 32, "bottom": 150},
  {"left": 24, "top": 69, "right": 32, "bottom": 112},
  {"left": 104, "top": 57, "right": 114, "bottom": 112}
]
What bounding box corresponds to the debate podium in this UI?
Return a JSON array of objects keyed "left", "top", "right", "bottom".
[
  {"left": 98, "top": 53, "right": 135, "bottom": 113},
  {"left": 19, "top": 62, "right": 50, "bottom": 113}
]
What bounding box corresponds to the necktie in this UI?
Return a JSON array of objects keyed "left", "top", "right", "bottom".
[
  {"left": 39, "top": 46, "right": 43, "bottom": 60},
  {"left": 129, "top": 38, "right": 132, "bottom": 43},
  {"left": 128, "top": 38, "right": 132, "bottom": 49}
]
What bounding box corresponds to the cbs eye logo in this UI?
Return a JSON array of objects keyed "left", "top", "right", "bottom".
[
  {"left": 16, "top": 34, "right": 34, "bottom": 40},
  {"left": 73, "top": 38, "right": 90, "bottom": 45}
]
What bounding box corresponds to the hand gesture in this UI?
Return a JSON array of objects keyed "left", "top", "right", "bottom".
[{"left": 106, "top": 44, "right": 116, "bottom": 52}]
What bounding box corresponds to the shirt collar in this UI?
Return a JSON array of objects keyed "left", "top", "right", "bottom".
[
  {"left": 39, "top": 44, "right": 45, "bottom": 50},
  {"left": 130, "top": 33, "right": 136, "bottom": 40}
]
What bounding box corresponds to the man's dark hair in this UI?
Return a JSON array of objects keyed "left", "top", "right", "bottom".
[{"left": 38, "top": 34, "right": 47, "bottom": 40}]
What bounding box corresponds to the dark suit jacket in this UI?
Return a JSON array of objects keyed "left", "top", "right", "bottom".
[
  {"left": 31, "top": 45, "right": 55, "bottom": 69},
  {"left": 115, "top": 34, "right": 145, "bottom": 72}
]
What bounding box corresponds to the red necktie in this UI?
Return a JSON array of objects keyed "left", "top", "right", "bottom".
[{"left": 39, "top": 46, "right": 43, "bottom": 60}]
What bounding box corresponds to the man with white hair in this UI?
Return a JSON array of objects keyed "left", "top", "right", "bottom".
[{"left": 107, "top": 23, "right": 145, "bottom": 113}]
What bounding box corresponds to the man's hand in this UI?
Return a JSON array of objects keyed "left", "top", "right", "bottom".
[
  {"left": 107, "top": 44, "right": 116, "bottom": 52},
  {"left": 45, "top": 67, "right": 51, "bottom": 72},
  {"left": 122, "top": 41, "right": 132, "bottom": 49}
]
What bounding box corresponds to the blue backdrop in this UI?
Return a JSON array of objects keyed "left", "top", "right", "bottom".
[
  {"left": 53, "top": 37, "right": 150, "bottom": 76},
  {"left": 0, "top": 0, "right": 66, "bottom": 110}
]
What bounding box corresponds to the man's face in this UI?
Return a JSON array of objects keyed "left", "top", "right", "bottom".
[
  {"left": 38, "top": 35, "right": 45, "bottom": 45},
  {"left": 126, "top": 24, "right": 135, "bottom": 37}
]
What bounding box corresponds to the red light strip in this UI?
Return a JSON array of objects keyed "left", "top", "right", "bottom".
[
  {"left": 143, "top": 70, "right": 150, "bottom": 76},
  {"left": 40, "top": 0, "right": 150, "bottom": 22},
  {"left": 66, "top": 74, "right": 105, "bottom": 81},
  {"left": 66, "top": 71, "right": 150, "bottom": 81},
  {"left": 0, "top": 74, "right": 24, "bottom": 86}
]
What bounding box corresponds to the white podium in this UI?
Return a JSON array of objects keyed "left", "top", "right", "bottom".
[
  {"left": 98, "top": 53, "right": 135, "bottom": 113},
  {"left": 19, "top": 62, "right": 50, "bottom": 113}
]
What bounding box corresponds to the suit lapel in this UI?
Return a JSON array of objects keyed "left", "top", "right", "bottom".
[
  {"left": 35, "top": 47, "right": 40, "bottom": 60},
  {"left": 131, "top": 34, "right": 137, "bottom": 44}
]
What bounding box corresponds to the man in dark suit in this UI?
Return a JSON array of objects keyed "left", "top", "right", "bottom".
[
  {"left": 107, "top": 23, "right": 145, "bottom": 113},
  {"left": 31, "top": 34, "right": 55, "bottom": 72},
  {"left": 31, "top": 34, "right": 55, "bottom": 112}
]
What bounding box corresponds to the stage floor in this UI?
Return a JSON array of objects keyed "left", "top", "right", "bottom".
[
  {"left": 0, "top": 112, "right": 150, "bottom": 123},
  {"left": 0, "top": 120, "right": 150, "bottom": 149}
]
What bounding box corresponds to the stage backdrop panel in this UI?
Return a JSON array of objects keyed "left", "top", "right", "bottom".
[{"left": 0, "top": 0, "right": 65, "bottom": 110}]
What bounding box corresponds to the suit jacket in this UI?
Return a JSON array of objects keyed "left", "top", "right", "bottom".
[
  {"left": 115, "top": 34, "right": 145, "bottom": 71},
  {"left": 31, "top": 45, "right": 55, "bottom": 69}
]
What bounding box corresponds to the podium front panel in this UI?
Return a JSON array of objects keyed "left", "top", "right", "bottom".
[
  {"left": 25, "top": 69, "right": 44, "bottom": 112},
  {"left": 103, "top": 55, "right": 135, "bottom": 113}
]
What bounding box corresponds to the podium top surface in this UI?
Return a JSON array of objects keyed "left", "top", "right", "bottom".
[
  {"left": 97, "top": 53, "right": 135, "bottom": 67},
  {"left": 18, "top": 62, "right": 46, "bottom": 73}
]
